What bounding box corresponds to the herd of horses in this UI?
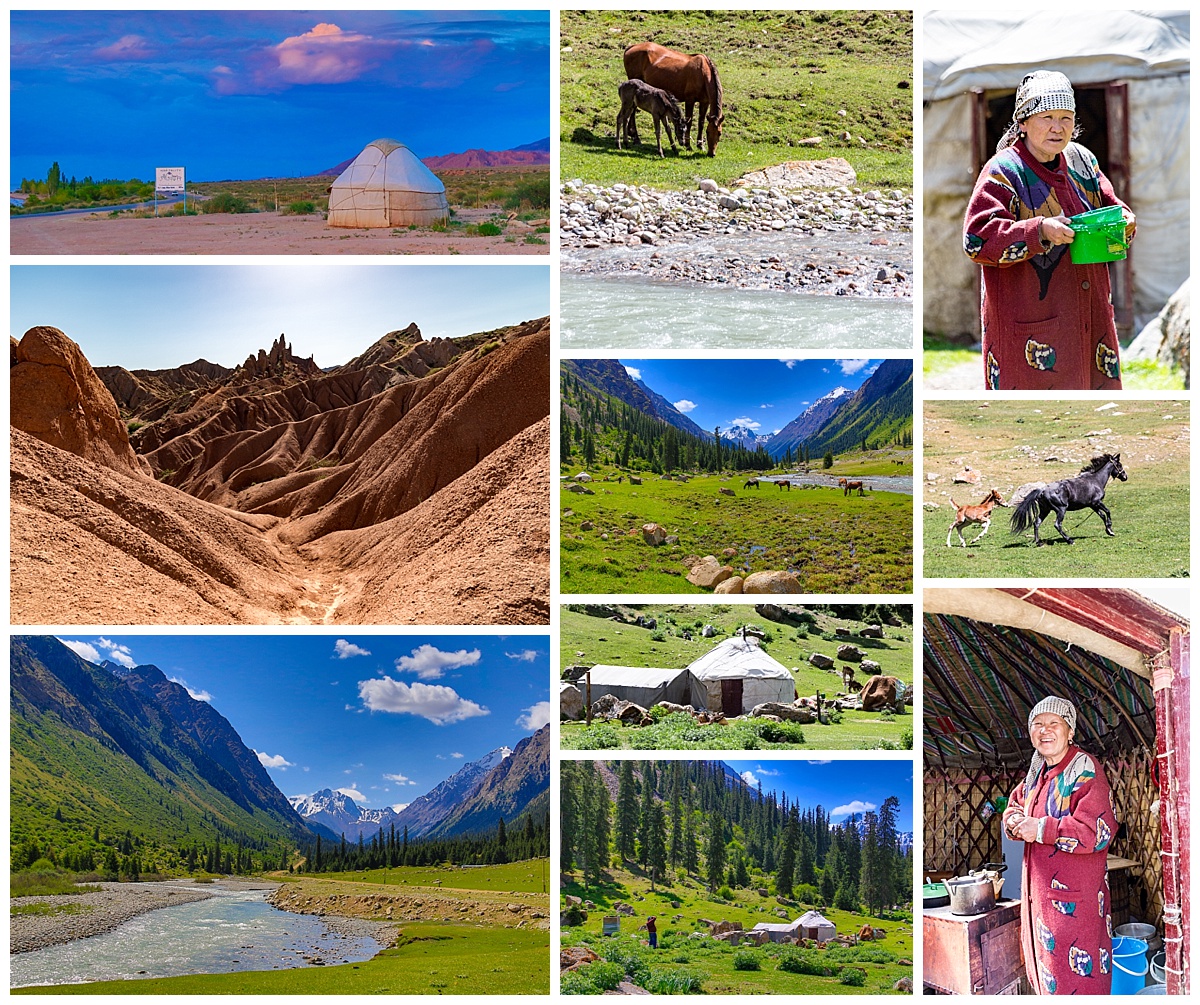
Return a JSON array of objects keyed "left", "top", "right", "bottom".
[
  {"left": 616, "top": 42, "right": 724, "bottom": 157},
  {"left": 946, "top": 453, "right": 1128, "bottom": 548},
  {"left": 739, "top": 476, "right": 870, "bottom": 497}
]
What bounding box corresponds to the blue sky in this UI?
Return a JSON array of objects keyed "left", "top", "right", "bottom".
[
  {"left": 56, "top": 634, "right": 550, "bottom": 812},
  {"left": 620, "top": 359, "right": 883, "bottom": 435},
  {"left": 11, "top": 10, "right": 550, "bottom": 181},
  {"left": 724, "top": 759, "right": 913, "bottom": 831},
  {"left": 11, "top": 264, "right": 550, "bottom": 370}
]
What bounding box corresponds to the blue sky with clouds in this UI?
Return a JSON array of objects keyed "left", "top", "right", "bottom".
[
  {"left": 11, "top": 264, "right": 549, "bottom": 371},
  {"left": 55, "top": 634, "right": 549, "bottom": 812},
  {"left": 724, "top": 759, "right": 913, "bottom": 831},
  {"left": 11, "top": 10, "right": 550, "bottom": 181},
  {"left": 619, "top": 359, "right": 884, "bottom": 436}
]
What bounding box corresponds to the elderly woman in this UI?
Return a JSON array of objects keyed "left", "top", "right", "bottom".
[
  {"left": 963, "top": 71, "right": 1135, "bottom": 391},
  {"left": 1002, "top": 697, "right": 1117, "bottom": 995}
]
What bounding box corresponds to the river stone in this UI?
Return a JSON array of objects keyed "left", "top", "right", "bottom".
[
  {"left": 743, "top": 571, "right": 803, "bottom": 593},
  {"left": 642, "top": 523, "right": 667, "bottom": 546},
  {"left": 687, "top": 556, "right": 733, "bottom": 589},
  {"left": 699, "top": 179, "right": 719, "bottom": 193},
  {"left": 714, "top": 577, "right": 744, "bottom": 594}
]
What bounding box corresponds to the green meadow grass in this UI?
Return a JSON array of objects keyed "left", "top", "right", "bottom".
[
  {"left": 923, "top": 399, "right": 1189, "bottom": 578},
  {"left": 561, "top": 865, "right": 911, "bottom": 994},
  {"left": 15, "top": 922, "right": 548, "bottom": 996},
  {"left": 286, "top": 860, "right": 548, "bottom": 895},
  {"left": 561, "top": 473, "right": 913, "bottom": 594},
  {"left": 560, "top": 9, "right": 913, "bottom": 191}
]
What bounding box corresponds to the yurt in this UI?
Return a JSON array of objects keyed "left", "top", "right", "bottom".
[
  {"left": 685, "top": 635, "right": 796, "bottom": 716},
  {"left": 797, "top": 910, "right": 838, "bottom": 943},
  {"left": 922, "top": 588, "right": 1189, "bottom": 994},
  {"left": 923, "top": 12, "right": 1190, "bottom": 339},
  {"left": 327, "top": 139, "right": 448, "bottom": 228}
]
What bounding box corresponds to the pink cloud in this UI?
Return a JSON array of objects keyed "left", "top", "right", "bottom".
[
  {"left": 272, "top": 22, "right": 396, "bottom": 85},
  {"left": 94, "top": 34, "right": 158, "bottom": 61}
]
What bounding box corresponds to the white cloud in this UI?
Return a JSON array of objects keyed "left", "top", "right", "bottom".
[
  {"left": 624, "top": 365, "right": 642, "bottom": 381},
  {"left": 673, "top": 399, "right": 697, "bottom": 413},
  {"left": 506, "top": 650, "right": 539, "bottom": 662},
  {"left": 832, "top": 799, "right": 877, "bottom": 818},
  {"left": 334, "top": 639, "right": 371, "bottom": 659},
  {"left": 517, "top": 701, "right": 552, "bottom": 730},
  {"left": 395, "top": 644, "right": 481, "bottom": 680},
  {"left": 383, "top": 772, "right": 418, "bottom": 785},
  {"left": 836, "top": 359, "right": 871, "bottom": 375},
  {"left": 451, "top": 752, "right": 464, "bottom": 758},
  {"left": 780, "top": 359, "right": 798, "bottom": 369},
  {"left": 358, "top": 677, "right": 489, "bottom": 725},
  {"left": 760, "top": 403, "right": 773, "bottom": 409},
  {"left": 740, "top": 770, "right": 759, "bottom": 787},
  {"left": 96, "top": 637, "right": 136, "bottom": 668},
  {"left": 336, "top": 786, "right": 366, "bottom": 802},
  {"left": 168, "top": 676, "right": 213, "bottom": 703},
  {"left": 392, "top": 802, "right": 410, "bottom": 813},
  {"left": 755, "top": 766, "right": 780, "bottom": 776},
  {"left": 807, "top": 760, "right": 832, "bottom": 765},
  {"left": 60, "top": 639, "right": 103, "bottom": 663},
  {"left": 256, "top": 750, "right": 295, "bottom": 770},
  {"left": 730, "top": 416, "right": 761, "bottom": 430}
]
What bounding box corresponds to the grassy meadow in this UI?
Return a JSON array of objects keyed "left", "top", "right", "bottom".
[
  {"left": 560, "top": 9, "right": 913, "bottom": 190},
  {"left": 561, "top": 864, "right": 912, "bottom": 995},
  {"left": 301, "top": 860, "right": 548, "bottom": 894},
  {"left": 561, "top": 471, "right": 913, "bottom": 594},
  {"left": 923, "top": 399, "right": 1189, "bottom": 578},
  {"left": 559, "top": 605, "right": 913, "bottom": 751}
]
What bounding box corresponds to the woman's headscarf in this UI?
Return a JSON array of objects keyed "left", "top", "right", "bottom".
[
  {"left": 1022, "top": 696, "right": 1078, "bottom": 796},
  {"left": 997, "top": 71, "right": 1077, "bottom": 152}
]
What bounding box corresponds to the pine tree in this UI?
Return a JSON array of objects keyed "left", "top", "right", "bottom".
[
  {"left": 797, "top": 832, "right": 816, "bottom": 886},
  {"left": 637, "top": 769, "right": 654, "bottom": 867},
  {"left": 705, "top": 815, "right": 726, "bottom": 891},
  {"left": 776, "top": 807, "right": 798, "bottom": 898},
  {"left": 645, "top": 801, "right": 667, "bottom": 890},
  {"left": 668, "top": 768, "right": 683, "bottom": 870},
  {"left": 616, "top": 761, "right": 638, "bottom": 862},
  {"left": 683, "top": 790, "right": 699, "bottom": 877},
  {"left": 560, "top": 762, "right": 578, "bottom": 871}
]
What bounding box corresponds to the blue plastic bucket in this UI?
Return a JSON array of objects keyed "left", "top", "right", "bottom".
[{"left": 1113, "top": 936, "right": 1150, "bottom": 995}]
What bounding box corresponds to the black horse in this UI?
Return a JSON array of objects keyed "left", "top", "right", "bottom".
[{"left": 1009, "top": 453, "right": 1128, "bottom": 546}]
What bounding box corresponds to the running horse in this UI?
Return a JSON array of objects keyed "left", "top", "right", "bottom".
[
  {"left": 1009, "top": 454, "right": 1128, "bottom": 546},
  {"left": 623, "top": 42, "right": 724, "bottom": 156},
  {"left": 946, "top": 488, "right": 1008, "bottom": 547}
]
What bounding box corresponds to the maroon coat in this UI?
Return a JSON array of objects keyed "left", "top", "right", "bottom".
[{"left": 964, "top": 140, "right": 1133, "bottom": 390}]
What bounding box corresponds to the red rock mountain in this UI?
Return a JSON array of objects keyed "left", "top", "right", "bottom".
[{"left": 10, "top": 320, "right": 550, "bottom": 625}]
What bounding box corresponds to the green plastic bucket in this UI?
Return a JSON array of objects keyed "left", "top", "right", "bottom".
[{"left": 1069, "top": 205, "right": 1129, "bottom": 264}]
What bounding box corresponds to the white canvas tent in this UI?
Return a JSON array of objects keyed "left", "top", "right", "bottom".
[
  {"left": 685, "top": 636, "right": 796, "bottom": 716},
  {"left": 751, "top": 921, "right": 802, "bottom": 944},
  {"left": 923, "top": 11, "right": 1190, "bottom": 338},
  {"left": 580, "top": 665, "right": 690, "bottom": 710},
  {"left": 797, "top": 910, "right": 837, "bottom": 942},
  {"left": 327, "top": 139, "right": 448, "bottom": 228}
]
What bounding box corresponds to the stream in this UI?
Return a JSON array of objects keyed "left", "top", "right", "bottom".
[{"left": 11, "top": 884, "right": 383, "bottom": 989}]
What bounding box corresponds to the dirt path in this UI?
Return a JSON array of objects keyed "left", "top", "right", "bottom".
[{"left": 10, "top": 210, "right": 548, "bottom": 255}]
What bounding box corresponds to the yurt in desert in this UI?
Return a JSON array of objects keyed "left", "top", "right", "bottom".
[{"left": 327, "top": 138, "right": 449, "bottom": 228}]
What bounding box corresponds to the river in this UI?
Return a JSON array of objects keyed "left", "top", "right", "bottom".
[
  {"left": 11, "top": 884, "right": 383, "bottom": 989},
  {"left": 560, "top": 273, "right": 913, "bottom": 351}
]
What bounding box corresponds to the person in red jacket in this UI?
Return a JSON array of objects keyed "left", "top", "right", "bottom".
[
  {"left": 646, "top": 916, "right": 658, "bottom": 949},
  {"left": 963, "top": 71, "right": 1135, "bottom": 390}
]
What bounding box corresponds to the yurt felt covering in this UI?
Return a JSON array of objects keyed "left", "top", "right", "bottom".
[{"left": 327, "top": 139, "right": 448, "bottom": 228}]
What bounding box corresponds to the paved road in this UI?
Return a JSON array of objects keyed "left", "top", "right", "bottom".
[{"left": 11, "top": 194, "right": 190, "bottom": 220}]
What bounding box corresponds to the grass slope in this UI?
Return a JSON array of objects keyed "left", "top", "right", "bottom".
[
  {"left": 306, "top": 861, "right": 548, "bottom": 894},
  {"left": 562, "top": 864, "right": 911, "bottom": 995},
  {"left": 923, "top": 399, "right": 1189, "bottom": 578},
  {"left": 559, "top": 606, "right": 912, "bottom": 751},
  {"left": 560, "top": 9, "right": 913, "bottom": 190},
  {"left": 16, "top": 922, "right": 548, "bottom": 996},
  {"left": 561, "top": 474, "right": 913, "bottom": 593}
]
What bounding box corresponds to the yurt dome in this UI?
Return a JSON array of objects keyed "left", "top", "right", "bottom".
[{"left": 327, "top": 138, "right": 448, "bottom": 228}]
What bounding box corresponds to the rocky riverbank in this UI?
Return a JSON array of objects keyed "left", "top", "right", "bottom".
[
  {"left": 560, "top": 177, "right": 912, "bottom": 297},
  {"left": 10, "top": 879, "right": 249, "bottom": 954}
]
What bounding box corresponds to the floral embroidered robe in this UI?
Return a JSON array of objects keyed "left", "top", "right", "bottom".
[
  {"left": 1004, "top": 746, "right": 1116, "bottom": 995},
  {"left": 964, "top": 140, "right": 1134, "bottom": 391}
]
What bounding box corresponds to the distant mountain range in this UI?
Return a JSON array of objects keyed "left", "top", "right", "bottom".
[
  {"left": 319, "top": 138, "right": 550, "bottom": 176},
  {"left": 767, "top": 385, "right": 851, "bottom": 459},
  {"left": 562, "top": 359, "right": 709, "bottom": 440}
]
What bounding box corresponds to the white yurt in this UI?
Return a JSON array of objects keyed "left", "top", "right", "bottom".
[
  {"left": 327, "top": 138, "right": 448, "bottom": 228},
  {"left": 923, "top": 11, "right": 1190, "bottom": 339},
  {"left": 685, "top": 635, "right": 796, "bottom": 716},
  {"left": 797, "top": 910, "right": 837, "bottom": 943}
]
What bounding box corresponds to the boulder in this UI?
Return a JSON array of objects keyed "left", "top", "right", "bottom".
[
  {"left": 859, "top": 624, "right": 884, "bottom": 638},
  {"left": 860, "top": 674, "right": 902, "bottom": 711},
  {"left": 860, "top": 659, "right": 882, "bottom": 675},
  {"left": 11, "top": 326, "right": 149, "bottom": 477},
  {"left": 687, "top": 557, "right": 734, "bottom": 589},
  {"left": 559, "top": 683, "right": 583, "bottom": 721},
  {"left": 858, "top": 924, "right": 874, "bottom": 940},
  {"left": 808, "top": 652, "right": 835, "bottom": 670},
  {"left": 642, "top": 522, "right": 668, "bottom": 546},
  {"left": 751, "top": 702, "right": 814, "bottom": 723},
  {"left": 629, "top": 475, "right": 642, "bottom": 485},
  {"left": 617, "top": 701, "right": 651, "bottom": 724},
  {"left": 579, "top": 521, "right": 594, "bottom": 531},
  {"left": 837, "top": 644, "right": 865, "bottom": 662},
  {"left": 566, "top": 482, "right": 592, "bottom": 494},
  {"left": 953, "top": 467, "right": 981, "bottom": 485},
  {"left": 652, "top": 701, "right": 695, "bottom": 716},
  {"left": 589, "top": 694, "right": 623, "bottom": 720},
  {"left": 894, "top": 977, "right": 914, "bottom": 993},
  {"left": 561, "top": 946, "right": 600, "bottom": 971},
  {"left": 743, "top": 571, "right": 803, "bottom": 593},
  {"left": 1010, "top": 482, "right": 1046, "bottom": 508},
  {"left": 709, "top": 920, "right": 743, "bottom": 935},
  {"left": 702, "top": 624, "right": 717, "bottom": 638},
  {"left": 1124, "top": 278, "right": 1189, "bottom": 385},
  {"left": 735, "top": 158, "right": 857, "bottom": 190},
  {"left": 714, "top": 577, "right": 744, "bottom": 594}
]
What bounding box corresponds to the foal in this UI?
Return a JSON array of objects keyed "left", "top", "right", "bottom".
[
  {"left": 946, "top": 488, "right": 1008, "bottom": 547},
  {"left": 616, "top": 79, "right": 685, "bottom": 158}
]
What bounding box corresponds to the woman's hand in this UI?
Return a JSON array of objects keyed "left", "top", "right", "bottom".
[
  {"left": 1010, "top": 817, "right": 1041, "bottom": 843},
  {"left": 1121, "top": 208, "right": 1136, "bottom": 228},
  {"left": 1039, "top": 216, "right": 1075, "bottom": 245}
]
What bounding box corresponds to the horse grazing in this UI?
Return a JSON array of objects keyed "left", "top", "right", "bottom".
[
  {"left": 1009, "top": 454, "right": 1128, "bottom": 546},
  {"left": 776, "top": 479, "right": 791, "bottom": 491},
  {"left": 616, "top": 79, "right": 684, "bottom": 158},
  {"left": 843, "top": 480, "right": 866, "bottom": 497},
  {"left": 623, "top": 42, "right": 725, "bottom": 156},
  {"left": 947, "top": 488, "right": 1008, "bottom": 547},
  {"left": 743, "top": 477, "right": 760, "bottom": 489}
]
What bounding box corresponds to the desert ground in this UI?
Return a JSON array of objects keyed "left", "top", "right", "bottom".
[{"left": 10, "top": 208, "right": 548, "bottom": 256}]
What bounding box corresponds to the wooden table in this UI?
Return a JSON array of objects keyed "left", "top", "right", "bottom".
[{"left": 923, "top": 900, "right": 1024, "bottom": 995}]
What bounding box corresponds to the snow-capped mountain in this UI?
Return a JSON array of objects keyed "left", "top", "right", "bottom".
[
  {"left": 767, "top": 386, "right": 852, "bottom": 460},
  {"left": 723, "top": 422, "right": 774, "bottom": 451},
  {"left": 393, "top": 746, "right": 512, "bottom": 837}
]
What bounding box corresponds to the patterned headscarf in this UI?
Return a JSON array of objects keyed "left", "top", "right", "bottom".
[
  {"left": 1023, "top": 696, "right": 1077, "bottom": 797},
  {"left": 998, "top": 71, "right": 1077, "bottom": 151}
]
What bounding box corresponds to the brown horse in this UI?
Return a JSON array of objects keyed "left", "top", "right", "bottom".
[
  {"left": 947, "top": 488, "right": 1008, "bottom": 547},
  {"left": 843, "top": 480, "right": 865, "bottom": 497},
  {"left": 623, "top": 42, "right": 724, "bottom": 156}
]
